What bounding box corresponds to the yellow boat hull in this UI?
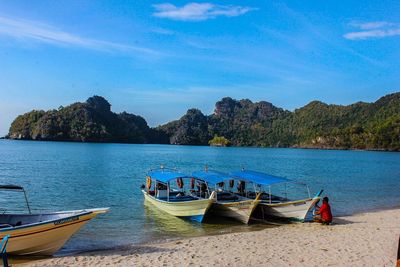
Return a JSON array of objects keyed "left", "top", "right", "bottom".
[
  {"left": 142, "top": 190, "right": 214, "bottom": 222},
  {"left": 0, "top": 208, "right": 108, "bottom": 256}
]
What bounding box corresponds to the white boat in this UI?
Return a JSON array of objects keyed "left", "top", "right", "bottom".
[
  {"left": 193, "top": 170, "right": 261, "bottom": 224},
  {"left": 0, "top": 185, "right": 109, "bottom": 256},
  {"left": 142, "top": 168, "right": 215, "bottom": 223},
  {"left": 231, "top": 170, "right": 323, "bottom": 222}
]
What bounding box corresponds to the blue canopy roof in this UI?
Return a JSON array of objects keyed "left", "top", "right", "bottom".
[
  {"left": 192, "top": 170, "right": 231, "bottom": 184},
  {"left": 231, "top": 170, "right": 289, "bottom": 186},
  {"left": 147, "top": 169, "right": 189, "bottom": 184}
]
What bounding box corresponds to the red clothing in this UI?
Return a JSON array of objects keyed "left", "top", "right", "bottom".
[{"left": 319, "top": 202, "right": 332, "bottom": 222}]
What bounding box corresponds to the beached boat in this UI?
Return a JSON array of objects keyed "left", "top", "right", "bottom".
[
  {"left": 0, "top": 185, "right": 109, "bottom": 256},
  {"left": 192, "top": 170, "right": 261, "bottom": 224},
  {"left": 142, "top": 168, "right": 216, "bottom": 223},
  {"left": 231, "top": 170, "right": 322, "bottom": 222}
]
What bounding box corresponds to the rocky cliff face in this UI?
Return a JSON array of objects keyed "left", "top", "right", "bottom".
[
  {"left": 7, "top": 93, "right": 400, "bottom": 151},
  {"left": 157, "top": 93, "right": 400, "bottom": 150},
  {"left": 8, "top": 96, "right": 167, "bottom": 143}
]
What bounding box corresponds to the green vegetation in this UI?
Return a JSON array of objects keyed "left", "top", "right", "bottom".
[
  {"left": 7, "top": 92, "right": 400, "bottom": 151},
  {"left": 157, "top": 93, "right": 400, "bottom": 151},
  {"left": 158, "top": 108, "right": 209, "bottom": 145},
  {"left": 8, "top": 96, "right": 168, "bottom": 144},
  {"left": 209, "top": 135, "right": 230, "bottom": 147}
]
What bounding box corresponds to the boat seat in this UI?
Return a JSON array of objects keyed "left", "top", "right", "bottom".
[
  {"left": 190, "top": 190, "right": 207, "bottom": 198},
  {"left": 248, "top": 192, "right": 287, "bottom": 201},
  {"left": 158, "top": 196, "right": 196, "bottom": 202},
  {"left": 0, "top": 221, "right": 22, "bottom": 228},
  {"left": 217, "top": 192, "right": 239, "bottom": 201}
]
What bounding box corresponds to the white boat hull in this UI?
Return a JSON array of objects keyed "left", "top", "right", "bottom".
[
  {"left": 142, "top": 190, "right": 215, "bottom": 222},
  {"left": 211, "top": 197, "right": 261, "bottom": 224},
  {"left": 258, "top": 197, "right": 320, "bottom": 222},
  {"left": 0, "top": 208, "right": 109, "bottom": 256}
]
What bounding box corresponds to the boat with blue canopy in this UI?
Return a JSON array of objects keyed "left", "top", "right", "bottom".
[
  {"left": 141, "top": 167, "right": 216, "bottom": 223},
  {"left": 231, "top": 170, "right": 323, "bottom": 222},
  {"left": 192, "top": 169, "right": 261, "bottom": 224}
]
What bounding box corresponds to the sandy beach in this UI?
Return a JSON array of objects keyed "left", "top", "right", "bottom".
[{"left": 14, "top": 208, "right": 400, "bottom": 267}]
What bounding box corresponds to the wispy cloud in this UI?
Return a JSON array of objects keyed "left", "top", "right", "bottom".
[
  {"left": 348, "top": 21, "right": 395, "bottom": 30},
  {"left": 150, "top": 27, "right": 175, "bottom": 35},
  {"left": 344, "top": 21, "right": 400, "bottom": 40},
  {"left": 123, "top": 86, "right": 224, "bottom": 104},
  {"left": 0, "top": 15, "right": 160, "bottom": 55},
  {"left": 152, "top": 3, "right": 255, "bottom": 21},
  {"left": 255, "top": 3, "right": 383, "bottom": 66}
]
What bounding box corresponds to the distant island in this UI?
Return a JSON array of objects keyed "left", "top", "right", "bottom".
[{"left": 6, "top": 93, "right": 400, "bottom": 151}]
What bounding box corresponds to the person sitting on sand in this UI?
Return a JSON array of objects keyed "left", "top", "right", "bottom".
[{"left": 314, "top": 196, "right": 333, "bottom": 225}]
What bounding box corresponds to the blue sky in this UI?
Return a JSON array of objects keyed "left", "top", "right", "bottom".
[{"left": 0, "top": 0, "right": 399, "bottom": 135}]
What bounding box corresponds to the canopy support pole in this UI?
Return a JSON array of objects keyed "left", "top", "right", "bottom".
[
  {"left": 284, "top": 183, "right": 287, "bottom": 201},
  {"left": 306, "top": 185, "right": 311, "bottom": 199},
  {"left": 206, "top": 181, "right": 210, "bottom": 198},
  {"left": 22, "top": 189, "right": 31, "bottom": 214},
  {"left": 269, "top": 186, "right": 272, "bottom": 204}
]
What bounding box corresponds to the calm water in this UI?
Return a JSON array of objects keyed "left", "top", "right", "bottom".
[{"left": 0, "top": 140, "right": 399, "bottom": 254}]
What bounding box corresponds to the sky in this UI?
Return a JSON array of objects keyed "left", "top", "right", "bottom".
[{"left": 0, "top": 0, "right": 399, "bottom": 136}]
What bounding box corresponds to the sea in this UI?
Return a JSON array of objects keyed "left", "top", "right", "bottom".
[{"left": 0, "top": 140, "right": 399, "bottom": 255}]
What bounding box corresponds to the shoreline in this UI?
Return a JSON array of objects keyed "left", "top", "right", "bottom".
[
  {"left": 2, "top": 139, "right": 399, "bottom": 153},
  {"left": 14, "top": 207, "right": 400, "bottom": 266}
]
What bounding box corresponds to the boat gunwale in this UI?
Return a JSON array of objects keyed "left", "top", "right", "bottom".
[
  {"left": 142, "top": 190, "right": 212, "bottom": 205},
  {"left": 259, "top": 197, "right": 319, "bottom": 207},
  {"left": 2, "top": 217, "right": 93, "bottom": 241},
  {"left": 215, "top": 198, "right": 259, "bottom": 206},
  {"left": 0, "top": 208, "right": 108, "bottom": 233}
]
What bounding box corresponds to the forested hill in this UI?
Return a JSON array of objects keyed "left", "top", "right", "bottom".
[
  {"left": 7, "top": 96, "right": 168, "bottom": 143},
  {"left": 158, "top": 93, "right": 400, "bottom": 151},
  {"left": 7, "top": 92, "right": 400, "bottom": 151}
]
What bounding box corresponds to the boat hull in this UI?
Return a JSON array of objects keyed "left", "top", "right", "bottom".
[
  {"left": 142, "top": 190, "right": 214, "bottom": 222},
  {"left": 258, "top": 197, "right": 320, "bottom": 222},
  {"left": 210, "top": 199, "right": 260, "bottom": 224},
  {"left": 0, "top": 208, "right": 108, "bottom": 256}
]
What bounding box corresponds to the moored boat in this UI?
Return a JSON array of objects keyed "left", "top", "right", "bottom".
[
  {"left": 192, "top": 170, "right": 261, "bottom": 224},
  {"left": 231, "top": 170, "right": 322, "bottom": 222},
  {"left": 142, "top": 168, "right": 216, "bottom": 223},
  {"left": 0, "top": 185, "right": 109, "bottom": 256}
]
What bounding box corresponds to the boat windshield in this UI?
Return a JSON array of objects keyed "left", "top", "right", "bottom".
[{"left": 0, "top": 184, "right": 31, "bottom": 214}]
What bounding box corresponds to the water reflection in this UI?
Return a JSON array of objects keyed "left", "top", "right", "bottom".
[{"left": 143, "top": 200, "right": 274, "bottom": 240}]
